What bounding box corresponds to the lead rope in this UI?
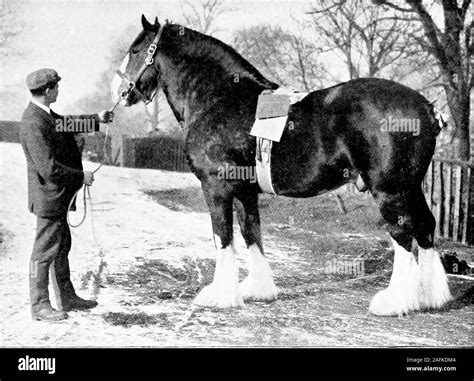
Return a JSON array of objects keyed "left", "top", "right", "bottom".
[{"left": 67, "top": 99, "right": 121, "bottom": 228}]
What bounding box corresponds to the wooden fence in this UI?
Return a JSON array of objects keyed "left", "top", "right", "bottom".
[
  {"left": 337, "top": 158, "right": 473, "bottom": 245},
  {"left": 422, "top": 157, "right": 473, "bottom": 245},
  {"left": 121, "top": 136, "right": 190, "bottom": 172}
]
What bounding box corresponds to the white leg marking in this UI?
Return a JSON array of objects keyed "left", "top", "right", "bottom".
[
  {"left": 418, "top": 247, "right": 452, "bottom": 309},
  {"left": 193, "top": 241, "right": 244, "bottom": 308},
  {"left": 369, "top": 238, "right": 421, "bottom": 316},
  {"left": 239, "top": 244, "right": 278, "bottom": 301},
  {"left": 111, "top": 53, "right": 129, "bottom": 102}
]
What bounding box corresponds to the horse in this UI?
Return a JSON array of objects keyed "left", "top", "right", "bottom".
[{"left": 111, "top": 15, "right": 452, "bottom": 316}]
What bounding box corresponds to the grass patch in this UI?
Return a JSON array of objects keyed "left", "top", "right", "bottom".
[
  {"left": 143, "top": 188, "right": 209, "bottom": 213},
  {"left": 109, "top": 256, "right": 217, "bottom": 303},
  {"left": 103, "top": 312, "right": 170, "bottom": 327}
]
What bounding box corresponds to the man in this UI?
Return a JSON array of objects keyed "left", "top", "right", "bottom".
[{"left": 20, "top": 68, "right": 114, "bottom": 321}]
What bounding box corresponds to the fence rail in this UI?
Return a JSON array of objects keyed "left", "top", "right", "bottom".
[{"left": 423, "top": 157, "right": 473, "bottom": 245}]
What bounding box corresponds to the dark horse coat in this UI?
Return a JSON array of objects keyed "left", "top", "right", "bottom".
[{"left": 112, "top": 16, "right": 452, "bottom": 315}]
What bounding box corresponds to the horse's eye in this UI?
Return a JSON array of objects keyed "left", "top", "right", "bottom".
[{"left": 131, "top": 47, "right": 140, "bottom": 54}]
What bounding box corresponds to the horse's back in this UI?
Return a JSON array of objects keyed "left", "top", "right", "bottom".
[{"left": 272, "top": 78, "right": 440, "bottom": 196}]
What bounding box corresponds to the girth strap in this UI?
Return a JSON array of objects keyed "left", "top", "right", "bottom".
[{"left": 255, "top": 137, "right": 276, "bottom": 194}]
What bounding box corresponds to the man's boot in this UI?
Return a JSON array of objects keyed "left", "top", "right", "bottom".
[
  {"left": 50, "top": 261, "right": 98, "bottom": 312},
  {"left": 33, "top": 304, "right": 68, "bottom": 321},
  {"left": 30, "top": 260, "right": 68, "bottom": 321}
]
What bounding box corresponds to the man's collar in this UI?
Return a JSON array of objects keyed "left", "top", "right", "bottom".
[{"left": 31, "top": 99, "right": 51, "bottom": 115}]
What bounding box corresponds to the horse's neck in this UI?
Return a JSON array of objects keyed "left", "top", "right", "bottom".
[
  {"left": 158, "top": 59, "right": 218, "bottom": 125},
  {"left": 158, "top": 53, "right": 263, "bottom": 127}
]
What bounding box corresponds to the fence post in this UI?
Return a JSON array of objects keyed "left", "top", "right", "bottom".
[
  {"left": 443, "top": 164, "right": 452, "bottom": 239},
  {"left": 426, "top": 162, "right": 433, "bottom": 210},
  {"left": 462, "top": 166, "right": 472, "bottom": 245},
  {"left": 434, "top": 161, "right": 442, "bottom": 238},
  {"left": 452, "top": 165, "right": 462, "bottom": 241}
]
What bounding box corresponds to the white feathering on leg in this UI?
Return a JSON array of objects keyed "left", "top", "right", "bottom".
[
  {"left": 239, "top": 244, "right": 278, "bottom": 301},
  {"left": 369, "top": 238, "right": 421, "bottom": 316},
  {"left": 193, "top": 242, "right": 244, "bottom": 308},
  {"left": 418, "top": 247, "right": 452, "bottom": 309}
]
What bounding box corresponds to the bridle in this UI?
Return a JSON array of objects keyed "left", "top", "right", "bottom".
[{"left": 116, "top": 22, "right": 167, "bottom": 104}]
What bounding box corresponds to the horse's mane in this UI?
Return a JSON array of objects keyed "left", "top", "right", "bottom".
[{"left": 166, "top": 23, "right": 279, "bottom": 90}]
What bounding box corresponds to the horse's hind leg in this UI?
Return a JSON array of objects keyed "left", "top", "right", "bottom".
[
  {"left": 235, "top": 192, "right": 278, "bottom": 301},
  {"left": 411, "top": 187, "right": 452, "bottom": 309},
  {"left": 369, "top": 190, "right": 422, "bottom": 316},
  {"left": 193, "top": 180, "right": 244, "bottom": 308}
]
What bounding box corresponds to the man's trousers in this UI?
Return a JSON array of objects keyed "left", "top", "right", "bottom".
[{"left": 29, "top": 215, "right": 76, "bottom": 313}]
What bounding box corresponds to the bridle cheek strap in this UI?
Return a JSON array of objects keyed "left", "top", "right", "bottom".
[{"left": 116, "top": 22, "right": 166, "bottom": 104}]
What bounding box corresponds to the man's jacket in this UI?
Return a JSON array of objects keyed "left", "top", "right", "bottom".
[{"left": 20, "top": 101, "right": 100, "bottom": 217}]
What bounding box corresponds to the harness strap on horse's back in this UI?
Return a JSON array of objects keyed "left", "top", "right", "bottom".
[{"left": 251, "top": 88, "right": 308, "bottom": 195}]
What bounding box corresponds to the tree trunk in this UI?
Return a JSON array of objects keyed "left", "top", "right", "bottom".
[{"left": 442, "top": 71, "right": 471, "bottom": 161}]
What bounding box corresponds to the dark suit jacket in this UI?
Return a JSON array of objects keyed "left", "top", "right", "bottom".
[{"left": 20, "top": 102, "right": 100, "bottom": 217}]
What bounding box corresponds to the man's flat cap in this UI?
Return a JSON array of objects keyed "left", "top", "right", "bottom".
[{"left": 26, "top": 68, "right": 61, "bottom": 91}]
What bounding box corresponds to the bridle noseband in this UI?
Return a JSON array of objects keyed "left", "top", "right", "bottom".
[{"left": 117, "top": 22, "right": 167, "bottom": 104}]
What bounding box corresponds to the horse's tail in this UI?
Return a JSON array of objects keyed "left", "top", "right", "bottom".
[{"left": 425, "top": 100, "right": 447, "bottom": 137}]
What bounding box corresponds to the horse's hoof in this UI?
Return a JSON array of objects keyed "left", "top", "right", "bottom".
[
  {"left": 368, "top": 287, "right": 417, "bottom": 317},
  {"left": 239, "top": 277, "right": 278, "bottom": 302},
  {"left": 193, "top": 283, "right": 244, "bottom": 308}
]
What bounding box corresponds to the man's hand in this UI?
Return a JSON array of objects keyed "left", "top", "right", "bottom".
[
  {"left": 83, "top": 171, "right": 94, "bottom": 186},
  {"left": 98, "top": 110, "right": 114, "bottom": 123}
]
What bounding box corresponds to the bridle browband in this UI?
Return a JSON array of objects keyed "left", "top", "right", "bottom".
[{"left": 116, "top": 22, "right": 167, "bottom": 104}]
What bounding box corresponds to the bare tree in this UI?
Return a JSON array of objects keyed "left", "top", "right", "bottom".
[
  {"left": 233, "top": 25, "right": 326, "bottom": 91},
  {"left": 180, "top": 0, "right": 230, "bottom": 35},
  {"left": 307, "top": 0, "right": 425, "bottom": 80},
  {"left": 373, "top": 0, "right": 473, "bottom": 160}
]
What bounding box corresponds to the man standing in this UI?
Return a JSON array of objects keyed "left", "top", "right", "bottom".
[{"left": 20, "top": 68, "right": 114, "bottom": 321}]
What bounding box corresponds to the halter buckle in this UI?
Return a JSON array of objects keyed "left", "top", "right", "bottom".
[{"left": 147, "top": 44, "right": 157, "bottom": 55}]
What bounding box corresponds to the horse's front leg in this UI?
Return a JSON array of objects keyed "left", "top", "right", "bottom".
[
  {"left": 193, "top": 179, "right": 244, "bottom": 308},
  {"left": 235, "top": 191, "right": 278, "bottom": 302}
]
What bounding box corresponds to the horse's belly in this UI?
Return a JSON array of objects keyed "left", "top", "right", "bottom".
[{"left": 269, "top": 123, "right": 352, "bottom": 197}]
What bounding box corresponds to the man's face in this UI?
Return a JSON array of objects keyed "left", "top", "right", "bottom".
[{"left": 45, "top": 83, "right": 59, "bottom": 103}]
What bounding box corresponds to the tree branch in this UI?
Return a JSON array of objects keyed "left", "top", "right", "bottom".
[
  {"left": 406, "top": 0, "right": 449, "bottom": 67},
  {"left": 305, "top": 0, "right": 346, "bottom": 15},
  {"left": 460, "top": 0, "right": 471, "bottom": 21},
  {"left": 371, "top": 0, "right": 416, "bottom": 13}
]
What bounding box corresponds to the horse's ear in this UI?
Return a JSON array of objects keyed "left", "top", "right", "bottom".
[
  {"left": 141, "top": 14, "right": 154, "bottom": 31},
  {"left": 154, "top": 17, "right": 160, "bottom": 27}
]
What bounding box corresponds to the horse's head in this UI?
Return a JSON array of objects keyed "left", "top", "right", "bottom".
[{"left": 111, "top": 15, "right": 164, "bottom": 106}]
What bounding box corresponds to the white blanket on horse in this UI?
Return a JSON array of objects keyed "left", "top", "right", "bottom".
[{"left": 251, "top": 88, "right": 308, "bottom": 142}]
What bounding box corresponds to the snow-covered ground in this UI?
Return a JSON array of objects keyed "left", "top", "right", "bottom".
[
  {"left": 1, "top": 142, "right": 472, "bottom": 347},
  {"left": 0, "top": 142, "right": 301, "bottom": 346}
]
